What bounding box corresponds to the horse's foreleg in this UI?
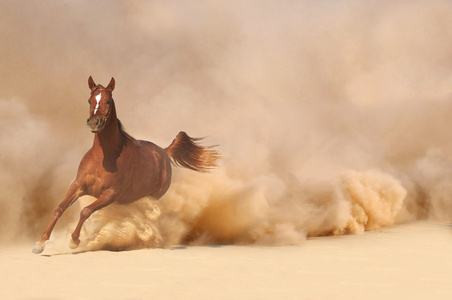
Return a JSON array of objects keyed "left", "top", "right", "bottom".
[
  {"left": 69, "top": 189, "right": 116, "bottom": 249},
  {"left": 32, "top": 182, "right": 84, "bottom": 254}
]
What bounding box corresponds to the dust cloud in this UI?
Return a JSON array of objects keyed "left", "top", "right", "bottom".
[{"left": 1, "top": 0, "right": 452, "bottom": 250}]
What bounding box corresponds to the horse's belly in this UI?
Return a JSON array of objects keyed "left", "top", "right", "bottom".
[{"left": 116, "top": 157, "right": 172, "bottom": 203}]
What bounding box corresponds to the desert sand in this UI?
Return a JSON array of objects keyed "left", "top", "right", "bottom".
[{"left": 1, "top": 222, "right": 450, "bottom": 300}]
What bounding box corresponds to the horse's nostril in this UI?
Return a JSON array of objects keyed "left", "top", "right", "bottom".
[
  {"left": 96, "top": 119, "right": 100, "bottom": 125},
  {"left": 86, "top": 119, "right": 89, "bottom": 125}
]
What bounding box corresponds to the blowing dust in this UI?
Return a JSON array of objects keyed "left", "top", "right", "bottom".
[{"left": 1, "top": 0, "right": 452, "bottom": 250}]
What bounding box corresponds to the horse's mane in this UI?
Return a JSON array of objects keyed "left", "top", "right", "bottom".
[{"left": 118, "top": 119, "right": 142, "bottom": 148}]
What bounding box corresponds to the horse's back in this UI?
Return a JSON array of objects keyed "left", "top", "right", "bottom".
[{"left": 138, "top": 140, "right": 169, "bottom": 164}]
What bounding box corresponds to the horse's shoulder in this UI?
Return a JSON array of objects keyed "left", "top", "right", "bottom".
[{"left": 76, "top": 148, "right": 100, "bottom": 172}]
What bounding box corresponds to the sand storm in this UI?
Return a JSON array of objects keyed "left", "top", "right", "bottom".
[{"left": 1, "top": 0, "right": 452, "bottom": 251}]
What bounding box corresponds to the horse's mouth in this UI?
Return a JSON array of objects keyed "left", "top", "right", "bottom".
[
  {"left": 87, "top": 116, "right": 106, "bottom": 133},
  {"left": 88, "top": 124, "right": 103, "bottom": 133},
  {"left": 89, "top": 124, "right": 105, "bottom": 133}
]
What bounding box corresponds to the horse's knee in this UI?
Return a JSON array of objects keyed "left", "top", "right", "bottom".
[
  {"left": 53, "top": 206, "right": 64, "bottom": 218},
  {"left": 80, "top": 207, "right": 93, "bottom": 220}
]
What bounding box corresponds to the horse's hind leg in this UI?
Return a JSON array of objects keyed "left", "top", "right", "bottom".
[
  {"left": 69, "top": 189, "right": 116, "bottom": 249},
  {"left": 33, "top": 182, "right": 84, "bottom": 254}
]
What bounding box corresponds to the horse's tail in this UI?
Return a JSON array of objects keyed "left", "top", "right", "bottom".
[{"left": 165, "top": 131, "right": 220, "bottom": 172}]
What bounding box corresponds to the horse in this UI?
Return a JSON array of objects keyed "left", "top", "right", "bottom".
[{"left": 32, "top": 76, "right": 219, "bottom": 254}]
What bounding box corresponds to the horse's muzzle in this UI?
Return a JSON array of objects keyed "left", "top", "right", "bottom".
[{"left": 87, "top": 117, "right": 104, "bottom": 133}]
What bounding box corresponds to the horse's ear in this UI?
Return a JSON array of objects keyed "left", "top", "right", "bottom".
[
  {"left": 88, "top": 76, "right": 96, "bottom": 91},
  {"left": 107, "top": 77, "right": 115, "bottom": 91}
]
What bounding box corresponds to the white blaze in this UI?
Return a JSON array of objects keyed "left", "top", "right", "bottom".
[{"left": 94, "top": 94, "right": 101, "bottom": 114}]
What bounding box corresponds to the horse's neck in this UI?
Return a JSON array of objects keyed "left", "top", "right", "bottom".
[{"left": 93, "top": 113, "right": 125, "bottom": 154}]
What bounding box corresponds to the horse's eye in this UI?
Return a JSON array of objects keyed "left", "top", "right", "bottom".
[{"left": 107, "top": 100, "right": 111, "bottom": 105}]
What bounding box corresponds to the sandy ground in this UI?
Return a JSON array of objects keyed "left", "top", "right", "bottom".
[{"left": 1, "top": 222, "right": 451, "bottom": 300}]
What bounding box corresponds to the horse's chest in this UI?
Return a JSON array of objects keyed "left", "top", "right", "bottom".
[
  {"left": 82, "top": 158, "right": 137, "bottom": 196},
  {"left": 80, "top": 157, "right": 118, "bottom": 194},
  {"left": 83, "top": 171, "right": 112, "bottom": 197}
]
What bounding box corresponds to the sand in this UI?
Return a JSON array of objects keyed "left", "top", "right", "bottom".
[{"left": 1, "top": 222, "right": 450, "bottom": 300}]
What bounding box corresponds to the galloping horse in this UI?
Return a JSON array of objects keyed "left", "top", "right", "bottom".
[{"left": 33, "top": 77, "right": 219, "bottom": 254}]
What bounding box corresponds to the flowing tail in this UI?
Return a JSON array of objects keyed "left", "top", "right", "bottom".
[{"left": 165, "top": 132, "right": 220, "bottom": 172}]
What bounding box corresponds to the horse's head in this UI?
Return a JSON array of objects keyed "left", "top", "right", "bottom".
[{"left": 86, "top": 76, "right": 115, "bottom": 133}]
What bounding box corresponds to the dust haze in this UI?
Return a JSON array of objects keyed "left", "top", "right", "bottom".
[{"left": 1, "top": 0, "right": 452, "bottom": 250}]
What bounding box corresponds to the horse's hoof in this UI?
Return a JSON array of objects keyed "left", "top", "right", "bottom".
[
  {"left": 32, "top": 242, "right": 44, "bottom": 254},
  {"left": 69, "top": 238, "right": 80, "bottom": 249}
]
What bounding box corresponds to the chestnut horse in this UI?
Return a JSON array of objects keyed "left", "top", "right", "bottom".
[{"left": 33, "top": 77, "right": 219, "bottom": 254}]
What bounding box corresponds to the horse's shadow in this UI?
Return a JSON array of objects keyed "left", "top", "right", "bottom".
[{"left": 39, "top": 245, "right": 191, "bottom": 256}]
